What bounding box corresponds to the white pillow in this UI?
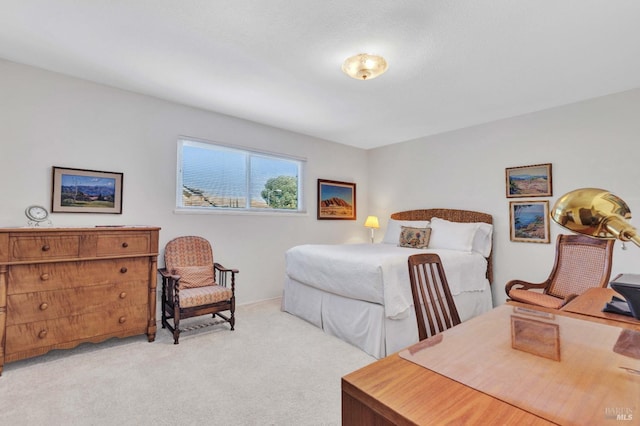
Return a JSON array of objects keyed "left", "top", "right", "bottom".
[
  {"left": 472, "top": 223, "right": 494, "bottom": 257},
  {"left": 382, "top": 219, "right": 430, "bottom": 244},
  {"left": 428, "top": 217, "right": 479, "bottom": 253}
]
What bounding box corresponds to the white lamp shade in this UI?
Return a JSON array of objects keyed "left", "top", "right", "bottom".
[{"left": 364, "top": 216, "right": 380, "bottom": 229}]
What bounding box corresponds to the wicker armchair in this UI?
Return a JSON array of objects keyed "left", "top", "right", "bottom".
[
  {"left": 408, "top": 253, "right": 461, "bottom": 340},
  {"left": 158, "top": 236, "right": 238, "bottom": 344},
  {"left": 506, "top": 234, "right": 614, "bottom": 309}
]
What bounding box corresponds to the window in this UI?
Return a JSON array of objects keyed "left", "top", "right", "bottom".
[{"left": 177, "top": 138, "right": 305, "bottom": 213}]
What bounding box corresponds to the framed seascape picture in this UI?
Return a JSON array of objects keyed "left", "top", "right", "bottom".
[
  {"left": 509, "top": 201, "right": 550, "bottom": 243},
  {"left": 52, "top": 166, "right": 123, "bottom": 214},
  {"left": 506, "top": 163, "right": 552, "bottom": 198},
  {"left": 317, "top": 179, "right": 356, "bottom": 220}
]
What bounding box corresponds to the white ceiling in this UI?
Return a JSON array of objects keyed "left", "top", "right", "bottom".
[{"left": 1, "top": 1, "right": 640, "bottom": 149}]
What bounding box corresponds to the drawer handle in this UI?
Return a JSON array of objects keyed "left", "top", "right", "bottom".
[
  {"left": 40, "top": 273, "right": 50, "bottom": 281},
  {"left": 120, "top": 267, "right": 128, "bottom": 274},
  {"left": 38, "top": 329, "right": 48, "bottom": 339},
  {"left": 122, "top": 242, "right": 129, "bottom": 248},
  {"left": 39, "top": 302, "right": 49, "bottom": 311},
  {"left": 41, "top": 245, "right": 50, "bottom": 252},
  {"left": 119, "top": 292, "right": 127, "bottom": 299},
  {"left": 119, "top": 316, "right": 127, "bottom": 324}
]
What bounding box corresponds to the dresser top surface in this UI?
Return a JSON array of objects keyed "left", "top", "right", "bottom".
[{"left": 0, "top": 226, "right": 160, "bottom": 233}]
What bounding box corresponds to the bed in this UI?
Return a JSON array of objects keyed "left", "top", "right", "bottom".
[{"left": 282, "top": 209, "right": 494, "bottom": 358}]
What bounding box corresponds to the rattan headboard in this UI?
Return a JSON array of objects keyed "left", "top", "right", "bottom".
[{"left": 390, "top": 209, "right": 494, "bottom": 284}]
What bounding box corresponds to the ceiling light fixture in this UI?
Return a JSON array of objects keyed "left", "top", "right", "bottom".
[{"left": 342, "top": 53, "right": 388, "bottom": 80}]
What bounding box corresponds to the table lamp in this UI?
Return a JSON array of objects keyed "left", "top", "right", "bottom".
[
  {"left": 364, "top": 216, "right": 380, "bottom": 243},
  {"left": 550, "top": 188, "right": 640, "bottom": 247}
]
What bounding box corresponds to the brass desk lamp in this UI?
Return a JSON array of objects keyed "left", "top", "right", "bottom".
[
  {"left": 552, "top": 188, "right": 640, "bottom": 319},
  {"left": 550, "top": 188, "right": 640, "bottom": 247}
]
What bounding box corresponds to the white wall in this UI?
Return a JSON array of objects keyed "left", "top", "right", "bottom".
[
  {"left": 3, "top": 58, "right": 639, "bottom": 309},
  {"left": 0, "top": 59, "right": 369, "bottom": 305},
  {"left": 367, "top": 88, "right": 640, "bottom": 306}
]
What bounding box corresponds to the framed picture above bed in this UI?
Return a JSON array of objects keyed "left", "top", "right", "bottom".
[
  {"left": 509, "top": 200, "right": 550, "bottom": 243},
  {"left": 317, "top": 179, "right": 356, "bottom": 220},
  {"left": 505, "top": 163, "right": 552, "bottom": 198}
]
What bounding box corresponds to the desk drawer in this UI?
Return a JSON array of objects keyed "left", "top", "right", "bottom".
[
  {"left": 8, "top": 258, "right": 149, "bottom": 294},
  {"left": 10, "top": 236, "right": 80, "bottom": 261},
  {"left": 5, "top": 305, "right": 149, "bottom": 355},
  {"left": 7, "top": 282, "right": 148, "bottom": 325},
  {"left": 96, "top": 233, "right": 150, "bottom": 256}
]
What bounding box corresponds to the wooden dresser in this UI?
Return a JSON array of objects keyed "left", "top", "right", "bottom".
[{"left": 0, "top": 226, "right": 160, "bottom": 375}]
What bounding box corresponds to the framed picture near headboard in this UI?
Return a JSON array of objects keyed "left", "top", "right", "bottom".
[
  {"left": 509, "top": 200, "right": 550, "bottom": 243},
  {"left": 317, "top": 179, "right": 356, "bottom": 220},
  {"left": 506, "top": 163, "right": 552, "bottom": 198}
]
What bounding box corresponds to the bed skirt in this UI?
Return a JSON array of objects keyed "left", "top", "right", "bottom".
[{"left": 282, "top": 276, "right": 493, "bottom": 358}]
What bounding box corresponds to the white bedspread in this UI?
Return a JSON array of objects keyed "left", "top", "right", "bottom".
[{"left": 285, "top": 243, "right": 488, "bottom": 320}]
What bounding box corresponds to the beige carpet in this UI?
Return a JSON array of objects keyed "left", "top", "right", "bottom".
[{"left": 0, "top": 298, "right": 375, "bottom": 426}]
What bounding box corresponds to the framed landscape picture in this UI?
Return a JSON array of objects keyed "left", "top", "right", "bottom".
[
  {"left": 506, "top": 163, "right": 552, "bottom": 198},
  {"left": 509, "top": 200, "right": 550, "bottom": 243},
  {"left": 317, "top": 179, "right": 356, "bottom": 220},
  {"left": 52, "top": 166, "right": 123, "bottom": 214}
]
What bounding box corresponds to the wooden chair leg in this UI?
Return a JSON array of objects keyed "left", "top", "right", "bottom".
[{"left": 173, "top": 309, "right": 181, "bottom": 344}]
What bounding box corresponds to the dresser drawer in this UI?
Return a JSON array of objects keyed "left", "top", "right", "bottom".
[
  {"left": 5, "top": 305, "right": 149, "bottom": 356},
  {"left": 10, "top": 236, "right": 80, "bottom": 261},
  {"left": 8, "top": 258, "right": 149, "bottom": 294},
  {"left": 7, "top": 282, "right": 148, "bottom": 325},
  {"left": 96, "top": 233, "right": 150, "bottom": 256}
]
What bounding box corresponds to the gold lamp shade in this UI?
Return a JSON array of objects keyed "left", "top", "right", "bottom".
[{"left": 550, "top": 188, "right": 640, "bottom": 247}]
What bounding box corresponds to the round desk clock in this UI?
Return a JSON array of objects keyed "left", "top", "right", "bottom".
[{"left": 25, "top": 205, "right": 52, "bottom": 226}]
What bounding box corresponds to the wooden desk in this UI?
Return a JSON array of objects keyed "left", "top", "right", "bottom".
[
  {"left": 342, "top": 304, "right": 640, "bottom": 425},
  {"left": 342, "top": 353, "right": 554, "bottom": 425},
  {"left": 562, "top": 287, "right": 640, "bottom": 327}
]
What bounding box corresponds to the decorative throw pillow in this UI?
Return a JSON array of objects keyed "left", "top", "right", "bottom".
[
  {"left": 398, "top": 226, "right": 431, "bottom": 249},
  {"left": 172, "top": 265, "right": 214, "bottom": 288},
  {"left": 382, "top": 219, "right": 430, "bottom": 244}
]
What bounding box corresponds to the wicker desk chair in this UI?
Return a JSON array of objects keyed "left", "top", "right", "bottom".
[
  {"left": 408, "top": 253, "right": 461, "bottom": 341},
  {"left": 506, "top": 234, "right": 614, "bottom": 309},
  {"left": 158, "top": 236, "right": 238, "bottom": 344}
]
